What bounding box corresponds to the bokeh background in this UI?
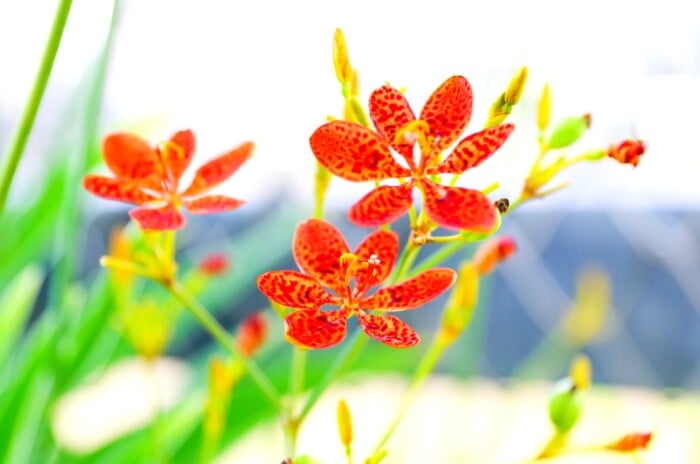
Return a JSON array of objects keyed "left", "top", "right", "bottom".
[{"left": 1, "top": 0, "right": 699, "bottom": 462}]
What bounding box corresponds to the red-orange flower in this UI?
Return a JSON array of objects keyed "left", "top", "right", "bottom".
[
  {"left": 607, "top": 139, "right": 645, "bottom": 167},
  {"left": 310, "top": 76, "right": 514, "bottom": 231},
  {"left": 83, "top": 129, "right": 252, "bottom": 230},
  {"left": 256, "top": 219, "right": 456, "bottom": 349}
]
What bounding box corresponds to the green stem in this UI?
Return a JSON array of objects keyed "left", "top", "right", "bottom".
[
  {"left": 167, "top": 281, "right": 282, "bottom": 410},
  {"left": 392, "top": 242, "right": 420, "bottom": 283},
  {"left": 370, "top": 337, "right": 447, "bottom": 456},
  {"left": 409, "top": 240, "right": 467, "bottom": 277},
  {"left": 0, "top": 0, "right": 74, "bottom": 218}
]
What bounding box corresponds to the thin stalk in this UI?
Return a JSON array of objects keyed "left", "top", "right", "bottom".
[
  {"left": 370, "top": 337, "right": 447, "bottom": 456},
  {"left": 0, "top": 0, "right": 74, "bottom": 218},
  {"left": 290, "top": 347, "right": 306, "bottom": 400},
  {"left": 409, "top": 240, "right": 467, "bottom": 277},
  {"left": 167, "top": 281, "right": 282, "bottom": 411}
]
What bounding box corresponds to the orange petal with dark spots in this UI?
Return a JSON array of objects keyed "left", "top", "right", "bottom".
[
  {"left": 183, "top": 195, "right": 244, "bottom": 214},
  {"left": 256, "top": 271, "right": 335, "bottom": 310},
  {"left": 369, "top": 84, "right": 416, "bottom": 165},
  {"left": 293, "top": 218, "right": 350, "bottom": 296},
  {"left": 356, "top": 312, "right": 419, "bottom": 348},
  {"left": 419, "top": 179, "right": 497, "bottom": 232},
  {"left": 129, "top": 205, "right": 185, "bottom": 231},
  {"left": 419, "top": 76, "right": 473, "bottom": 151},
  {"left": 310, "top": 121, "right": 411, "bottom": 182},
  {"left": 83, "top": 175, "right": 157, "bottom": 205},
  {"left": 360, "top": 268, "right": 456, "bottom": 311},
  {"left": 102, "top": 133, "right": 162, "bottom": 189},
  {"left": 160, "top": 129, "right": 195, "bottom": 181},
  {"left": 436, "top": 123, "right": 514, "bottom": 175},
  {"left": 348, "top": 184, "right": 414, "bottom": 227},
  {"left": 354, "top": 229, "right": 399, "bottom": 288},
  {"left": 181, "top": 142, "right": 253, "bottom": 197},
  {"left": 284, "top": 308, "right": 350, "bottom": 349}
]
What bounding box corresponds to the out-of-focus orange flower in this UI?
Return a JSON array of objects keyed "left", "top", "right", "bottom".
[
  {"left": 310, "top": 76, "right": 514, "bottom": 231},
  {"left": 607, "top": 139, "right": 645, "bottom": 167},
  {"left": 236, "top": 312, "right": 268, "bottom": 356},
  {"left": 257, "top": 219, "right": 456, "bottom": 349},
  {"left": 84, "top": 129, "right": 252, "bottom": 230}
]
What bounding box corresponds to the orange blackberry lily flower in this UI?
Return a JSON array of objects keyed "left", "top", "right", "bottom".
[
  {"left": 310, "top": 75, "right": 514, "bottom": 231},
  {"left": 257, "top": 219, "right": 456, "bottom": 349},
  {"left": 83, "top": 129, "right": 252, "bottom": 230}
]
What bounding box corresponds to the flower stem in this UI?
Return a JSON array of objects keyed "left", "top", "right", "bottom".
[
  {"left": 370, "top": 336, "right": 448, "bottom": 456},
  {"left": 166, "top": 280, "right": 282, "bottom": 411},
  {"left": 0, "top": 0, "right": 74, "bottom": 218},
  {"left": 409, "top": 240, "right": 468, "bottom": 277}
]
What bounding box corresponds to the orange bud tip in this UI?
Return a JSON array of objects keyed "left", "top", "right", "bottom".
[
  {"left": 236, "top": 312, "right": 268, "bottom": 356},
  {"left": 198, "top": 253, "right": 229, "bottom": 276},
  {"left": 473, "top": 236, "right": 517, "bottom": 275},
  {"left": 608, "top": 432, "right": 653, "bottom": 452}
]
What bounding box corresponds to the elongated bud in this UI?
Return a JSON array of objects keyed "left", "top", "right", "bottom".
[
  {"left": 562, "top": 269, "right": 609, "bottom": 346},
  {"left": 607, "top": 432, "right": 653, "bottom": 452},
  {"left": 108, "top": 226, "right": 134, "bottom": 286},
  {"left": 440, "top": 262, "right": 479, "bottom": 344},
  {"left": 333, "top": 28, "right": 352, "bottom": 84},
  {"left": 209, "top": 357, "right": 235, "bottom": 395},
  {"left": 537, "top": 83, "right": 551, "bottom": 132},
  {"left": 547, "top": 114, "right": 591, "bottom": 149},
  {"left": 337, "top": 399, "right": 353, "bottom": 447},
  {"left": 314, "top": 162, "right": 332, "bottom": 217},
  {"left": 473, "top": 236, "right": 517, "bottom": 275},
  {"left": 198, "top": 253, "right": 229, "bottom": 276},
  {"left": 505, "top": 66, "right": 528, "bottom": 105},
  {"left": 548, "top": 378, "right": 583, "bottom": 434},
  {"left": 236, "top": 312, "right": 268, "bottom": 356},
  {"left": 570, "top": 354, "right": 592, "bottom": 391},
  {"left": 607, "top": 139, "right": 645, "bottom": 167},
  {"left": 485, "top": 67, "right": 528, "bottom": 128}
]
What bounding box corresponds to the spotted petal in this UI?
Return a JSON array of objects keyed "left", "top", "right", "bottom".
[
  {"left": 102, "top": 133, "right": 162, "bottom": 189},
  {"left": 83, "top": 175, "right": 157, "bottom": 205},
  {"left": 435, "top": 123, "right": 514, "bottom": 174},
  {"left": 419, "top": 179, "right": 497, "bottom": 232},
  {"left": 284, "top": 308, "right": 350, "bottom": 349},
  {"left": 369, "top": 84, "right": 416, "bottom": 164},
  {"left": 310, "top": 121, "right": 411, "bottom": 182},
  {"left": 419, "top": 76, "right": 473, "bottom": 151},
  {"left": 129, "top": 205, "right": 185, "bottom": 231},
  {"left": 354, "top": 229, "right": 399, "bottom": 288},
  {"left": 257, "top": 271, "right": 335, "bottom": 310},
  {"left": 356, "top": 312, "right": 419, "bottom": 348},
  {"left": 183, "top": 195, "right": 244, "bottom": 214},
  {"left": 160, "top": 129, "right": 195, "bottom": 182},
  {"left": 360, "top": 268, "right": 456, "bottom": 311},
  {"left": 293, "top": 219, "right": 350, "bottom": 296},
  {"left": 181, "top": 141, "right": 253, "bottom": 197},
  {"left": 348, "top": 184, "right": 414, "bottom": 227}
]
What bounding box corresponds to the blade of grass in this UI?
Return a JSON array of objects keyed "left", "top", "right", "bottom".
[{"left": 0, "top": 265, "right": 44, "bottom": 365}]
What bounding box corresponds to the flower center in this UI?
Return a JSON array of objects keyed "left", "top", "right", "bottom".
[
  {"left": 394, "top": 120, "right": 441, "bottom": 177},
  {"left": 338, "top": 252, "right": 381, "bottom": 308}
]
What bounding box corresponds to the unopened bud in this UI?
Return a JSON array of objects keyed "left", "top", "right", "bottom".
[
  {"left": 333, "top": 28, "right": 353, "bottom": 85},
  {"left": 607, "top": 432, "right": 653, "bottom": 452},
  {"left": 549, "top": 378, "right": 583, "bottom": 434},
  {"left": 236, "top": 312, "right": 268, "bottom": 356},
  {"left": 441, "top": 262, "right": 480, "bottom": 344},
  {"left": 537, "top": 83, "right": 551, "bottom": 132},
  {"left": 547, "top": 114, "right": 590, "bottom": 149},
  {"left": 198, "top": 253, "right": 229, "bottom": 276},
  {"left": 473, "top": 236, "right": 517, "bottom": 275},
  {"left": 570, "top": 354, "right": 592, "bottom": 391},
  {"left": 607, "top": 139, "right": 645, "bottom": 167},
  {"left": 337, "top": 399, "right": 353, "bottom": 447},
  {"left": 365, "top": 449, "right": 389, "bottom": 464},
  {"left": 505, "top": 66, "right": 528, "bottom": 105}
]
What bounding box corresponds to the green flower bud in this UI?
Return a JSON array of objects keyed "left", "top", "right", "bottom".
[
  {"left": 548, "top": 378, "right": 583, "bottom": 434},
  {"left": 547, "top": 114, "right": 591, "bottom": 149}
]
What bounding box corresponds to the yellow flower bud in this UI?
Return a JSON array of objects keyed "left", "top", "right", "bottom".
[
  {"left": 537, "top": 83, "right": 551, "bottom": 132},
  {"left": 440, "top": 262, "right": 480, "bottom": 344},
  {"left": 336, "top": 399, "right": 353, "bottom": 447},
  {"left": 570, "top": 354, "right": 592, "bottom": 391},
  {"left": 505, "top": 66, "right": 528, "bottom": 105},
  {"left": 333, "top": 28, "right": 352, "bottom": 84},
  {"left": 562, "top": 268, "right": 609, "bottom": 346}
]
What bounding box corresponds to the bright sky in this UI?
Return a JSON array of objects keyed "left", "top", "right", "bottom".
[{"left": 1, "top": 0, "right": 699, "bottom": 210}]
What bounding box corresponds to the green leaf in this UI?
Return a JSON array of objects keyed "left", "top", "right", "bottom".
[{"left": 0, "top": 265, "right": 43, "bottom": 364}]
